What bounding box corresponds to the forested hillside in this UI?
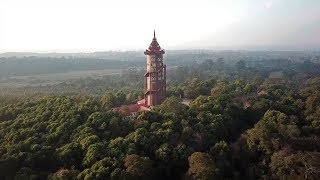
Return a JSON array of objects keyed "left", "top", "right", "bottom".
[{"left": 1, "top": 55, "right": 320, "bottom": 179}]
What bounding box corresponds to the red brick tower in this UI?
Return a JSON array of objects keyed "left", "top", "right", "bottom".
[{"left": 144, "top": 30, "right": 166, "bottom": 107}]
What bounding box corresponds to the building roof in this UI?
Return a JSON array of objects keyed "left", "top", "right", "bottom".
[
  {"left": 144, "top": 30, "right": 165, "bottom": 55},
  {"left": 137, "top": 99, "right": 146, "bottom": 105},
  {"left": 114, "top": 99, "right": 150, "bottom": 115}
]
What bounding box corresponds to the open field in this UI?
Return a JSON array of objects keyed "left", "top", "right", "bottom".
[{"left": 0, "top": 68, "right": 123, "bottom": 88}]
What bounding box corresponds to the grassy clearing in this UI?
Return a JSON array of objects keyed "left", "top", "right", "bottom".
[{"left": 0, "top": 69, "right": 123, "bottom": 88}]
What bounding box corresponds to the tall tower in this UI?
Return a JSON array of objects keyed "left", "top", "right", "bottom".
[{"left": 144, "top": 30, "right": 166, "bottom": 107}]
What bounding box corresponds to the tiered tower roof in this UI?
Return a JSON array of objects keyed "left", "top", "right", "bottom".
[{"left": 144, "top": 30, "right": 165, "bottom": 55}]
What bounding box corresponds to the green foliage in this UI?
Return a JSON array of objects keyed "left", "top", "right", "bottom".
[
  {"left": 270, "top": 151, "right": 320, "bottom": 179},
  {"left": 1, "top": 55, "right": 320, "bottom": 179},
  {"left": 187, "top": 152, "right": 217, "bottom": 180},
  {"left": 49, "top": 169, "right": 79, "bottom": 180},
  {"left": 77, "top": 157, "right": 119, "bottom": 180},
  {"left": 124, "top": 154, "right": 153, "bottom": 179},
  {"left": 235, "top": 60, "right": 246, "bottom": 69},
  {"left": 156, "top": 96, "right": 188, "bottom": 115},
  {"left": 56, "top": 143, "right": 83, "bottom": 168},
  {"left": 247, "top": 110, "right": 300, "bottom": 154},
  {"left": 83, "top": 143, "right": 107, "bottom": 167}
]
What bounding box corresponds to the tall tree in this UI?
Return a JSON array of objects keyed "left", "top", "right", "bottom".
[{"left": 187, "top": 152, "right": 217, "bottom": 180}]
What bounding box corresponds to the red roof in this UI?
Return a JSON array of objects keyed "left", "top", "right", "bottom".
[
  {"left": 137, "top": 99, "right": 146, "bottom": 105},
  {"left": 114, "top": 102, "right": 150, "bottom": 115},
  {"left": 144, "top": 30, "right": 165, "bottom": 55},
  {"left": 139, "top": 105, "right": 150, "bottom": 111}
]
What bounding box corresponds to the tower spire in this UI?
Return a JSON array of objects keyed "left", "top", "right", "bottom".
[{"left": 145, "top": 30, "right": 164, "bottom": 55}]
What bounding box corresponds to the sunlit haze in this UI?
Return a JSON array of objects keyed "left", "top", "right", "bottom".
[{"left": 0, "top": 0, "right": 319, "bottom": 52}]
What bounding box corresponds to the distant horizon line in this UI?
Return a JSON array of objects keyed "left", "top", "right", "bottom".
[{"left": 1, "top": 48, "right": 320, "bottom": 54}]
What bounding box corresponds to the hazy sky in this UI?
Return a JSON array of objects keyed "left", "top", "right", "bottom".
[{"left": 0, "top": 0, "right": 319, "bottom": 52}]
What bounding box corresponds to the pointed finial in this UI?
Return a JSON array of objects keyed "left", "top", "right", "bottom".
[{"left": 154, "top": 30, "right": 156, "bottom": 38}]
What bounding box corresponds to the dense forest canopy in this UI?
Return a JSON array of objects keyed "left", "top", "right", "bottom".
[{"left": 1, "top": 50, "right": 320, "bottom": 179}]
